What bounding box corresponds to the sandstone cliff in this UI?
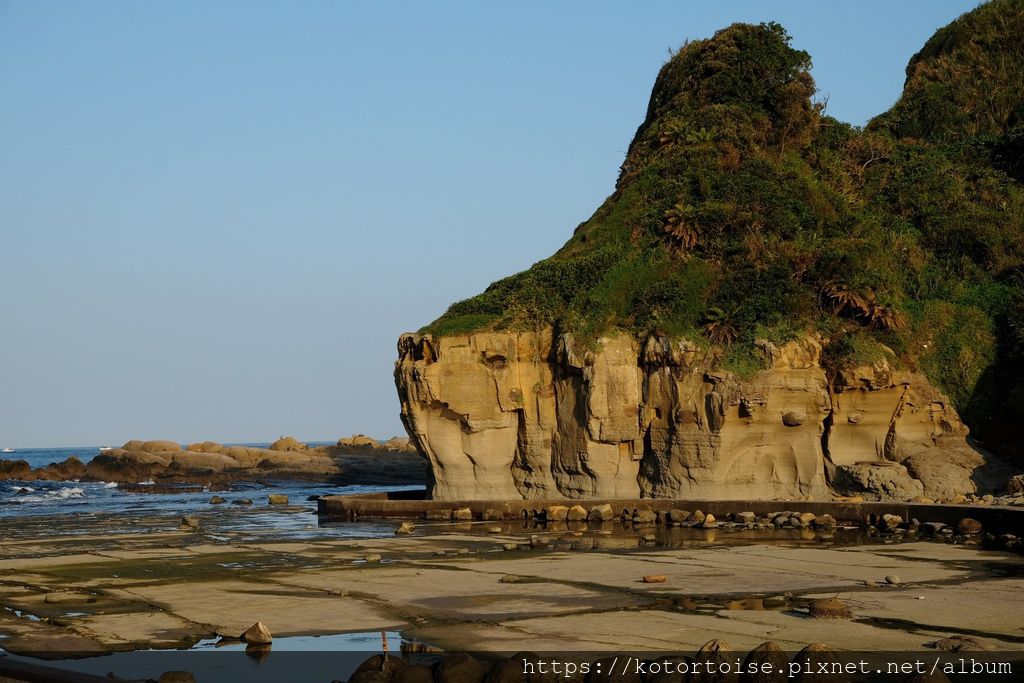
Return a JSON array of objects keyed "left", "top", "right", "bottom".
[{"left": 396, "top": 331, "right": 1002, "bottom": 501}]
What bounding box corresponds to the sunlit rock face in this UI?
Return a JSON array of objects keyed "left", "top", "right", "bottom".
[{"left": 395, "top": 331, "right": 990, "bottom": 502}]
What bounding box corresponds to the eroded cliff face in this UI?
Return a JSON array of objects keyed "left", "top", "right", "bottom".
[{"left": 395, "top": 330, "right": 997, "bottom": 501}]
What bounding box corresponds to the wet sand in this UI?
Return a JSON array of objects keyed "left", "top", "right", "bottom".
[{"left": 2, "top": 506, "right": 1023, "bottom": 663}]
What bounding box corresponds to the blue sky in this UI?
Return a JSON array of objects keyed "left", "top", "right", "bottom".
[{"left": 1, "top": 1, "right": 979, "bottom": 447}]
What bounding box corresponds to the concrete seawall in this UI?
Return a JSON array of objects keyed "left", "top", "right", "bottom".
[{"left": 317, "top": 491, "right": 1024, "bottom": 533}]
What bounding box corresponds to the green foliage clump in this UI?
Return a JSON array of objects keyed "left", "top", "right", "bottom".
[
  {"left": 421, "top": 7, "right": 1024, "bottom": 455},
  {"left": 871, "top": 0, "right": 1024, "bottom": 142}
]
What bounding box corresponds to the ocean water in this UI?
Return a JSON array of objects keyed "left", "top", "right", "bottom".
[{"left": 0, "top": 445, "right": 423, "bottom": 525}]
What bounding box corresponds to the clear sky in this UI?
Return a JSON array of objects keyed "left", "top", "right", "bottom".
[{"left": 1, "top": 1, "right": 979, "bottom": 447}]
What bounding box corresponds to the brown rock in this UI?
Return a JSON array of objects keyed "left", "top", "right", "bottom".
[
  {"left": 158, "top": 673, "right": 197, "bottom": 683},
  {"left": 545, "top": 505, "right": 569, "bottom": 521},
  {"left": 808, "top": 597, "right": 852, "bottom": 620},
  {"left": 566, "top": 504, "right": 588, "bottom": 521},
  {"left": 588, "top": 504, "right": 614, "bottom": 521},
  {"left": 667, "top": 509, "right": 692, "bottom": 524},
  {"left": 267, "top": 494, "right": 289, "bottom": 505},
  {"left": 269, "top": 436, "right": 307, "bottom": 452},
  {"left": 241, "top": 621, "right": 272, "bottom": 645},
  {"left": 693, "top": 639, "right": 735, "bottom": 683},
  {"left": 792, "top": 643, "right": 845, "bottom": 683},
  {"left": 932, "top": 635, "right": 990, "bottom": 652},
  {"left": 782, "top": 411, "right": 806, "bottom": 427},
  {"left": 741, "top": 641, "right": 788, "bottom": 683},
  {"left": 642, "top": 575, "right": 666, "bottom": 583},
  {"left": 351, "top": 655, "right": 407, "bottom": 683},
  {"left": 435, "top": 653, "right": 486, "bottom": 683},
  {"left": 957, "top": 517, "right": 982, "bottom": 535}
]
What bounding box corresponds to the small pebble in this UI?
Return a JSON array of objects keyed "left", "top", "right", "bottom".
[{"left": 885, "top": 575, "right": 901, "bottom": 585}]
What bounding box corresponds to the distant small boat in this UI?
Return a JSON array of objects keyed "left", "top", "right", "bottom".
[
  {"left": 98, "top": 446, "right": 113, "bottom": 452},
  {"left": 1, "top": 448, "right": 13, "bottom": 453}
]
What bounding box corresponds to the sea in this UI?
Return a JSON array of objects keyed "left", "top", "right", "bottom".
[{"left": 0, "top": 444, "right": 423, "bottom": 525}]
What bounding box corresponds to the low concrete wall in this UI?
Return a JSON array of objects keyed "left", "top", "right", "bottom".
[{"left": 317, "top": 492, "right": 1024, "bottom": 533}]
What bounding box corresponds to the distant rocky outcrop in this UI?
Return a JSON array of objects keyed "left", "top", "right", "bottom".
[
  {"left": 396, "top": 331, "right": 1007, "bottom": 501},
  {"left": 78, "top": 438, "right": 340, "bottom": 482},
  {"left": 0, "top": 435, "right": 427, "bottom": 486},
  {"left": 333, "top": 434, "right": 418, "bottom": 454}
]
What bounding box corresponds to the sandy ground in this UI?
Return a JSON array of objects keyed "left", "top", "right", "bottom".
[{"left": 1, "top": 508, "right": 1023, "bottom": 660}]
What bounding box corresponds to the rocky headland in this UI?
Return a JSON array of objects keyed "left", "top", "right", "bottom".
[
  {"left": 0, "top": 435, "right": 426, "bottom": 487},
  {"left": 396, "top": 3, "right": 1024, "bottom": 502}
]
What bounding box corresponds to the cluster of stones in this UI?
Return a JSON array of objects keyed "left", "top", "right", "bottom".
[
  {"left": 408, "top": 504, "right": 1024, "bottom": 554},
  {"left": 423, "top": 505, "right": 842, "bottom": 531},
  {"left": 346, "top": 640, "right": 952, "bottom": 683}
]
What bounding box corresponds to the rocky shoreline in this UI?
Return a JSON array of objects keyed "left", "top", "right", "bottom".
[{"left": 0, "top": 435, "right": 428, "bottom": 488}]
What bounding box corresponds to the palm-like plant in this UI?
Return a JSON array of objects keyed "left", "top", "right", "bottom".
[
  {"left": 686, "top": 126, "right": 717, "bottom": 144},
  {"left": 821, "top": 279, "right": 872, "bottom": 316},
  {"left": 658, "top": 120, "right": 687, "bottom": 148},
  {"left": 866, "top": 301, "right": 906, "bottom": 331},
  {"left": 662, "top": 203, "right": 699, "bottom": 255},
  {"left": 701, "top": 306, "right": 739, "bottom": 346}
]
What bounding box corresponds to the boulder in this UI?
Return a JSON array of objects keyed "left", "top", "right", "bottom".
[
  {"left": 269, "top": 436, "right": 307, "bottom": 452},
  {"left": 566, "top": 505, "right": 588, "bottom": 521},
  {"left": 351, "top": 655, "right": 407, "bottom": 683},
  {"left": 545, "top": 505, "right": 569, "bottom": 521},
  {"left": 633, "top": 508, "right": 657, "bottom": 526},
  {"left": 267, "top": 494, "right": 289, "bottom": 505},
  {"left": 834, "top": 462, "right": 924, "bottom": 501},
  {"left": 792, "top": 643, "right": 845, "bottom": 683},
  {"left": 588, "top": 504, "right": 614, "bottom": 521},
  {"left": 811, "top": 514, "right": 836, "bottom": 528},
  {"left": 1009, "top": 474, "right": 1024, "bottom": 494},
  {"left": 209, "top": 495, "right": 226, "bottom": 504},
  {"left": 452, "top": 507, "right": 473, "bottom": 521},
  {"left": 782, "top": 411, "right": 806, "bottom": 427},
  {"left": 434, "top": 653, "right": 486, "bottom": 683},
  {"left": 741, "top": 641, "right": 788, "bottom": 683},
  {"left": 957, "top": 518, "right": 982, "bottom": 535},
  {"left": 666, "top": 509, "right": 692, "bottom": 524},
  {"left": 734, "top": 511, "right": 756, "bottom": 524},
  {"left": 179, "top": 516, "right": 200, "bottom": 530},
  {"left": 0, "top": 459, "right": 32, "bottom": 479},
  {"left": 396, "top": 521, "right": 415, "bottom": 534},
  {"left": 241, "top": 622, "right": 272, "bottom": 645}
]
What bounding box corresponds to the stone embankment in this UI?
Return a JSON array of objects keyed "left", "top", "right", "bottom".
[
  {"left": 396, "top": 331, "right": 1013, "bottom": 502},
  {"left": 319, "top": 492, "right": 1024, "bottom": 549}
]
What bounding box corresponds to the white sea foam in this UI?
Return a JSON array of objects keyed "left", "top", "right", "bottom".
[
  {"left": 16, "top": 487, "right": 85, "bottom": 504},
  {"left": 103, "top": 482, "right": 118, "bottom": 488}
]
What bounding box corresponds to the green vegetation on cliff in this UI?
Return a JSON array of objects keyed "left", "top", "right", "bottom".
[{"left": 424, "top": 2, "right": 1024, "bottom": 456}]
